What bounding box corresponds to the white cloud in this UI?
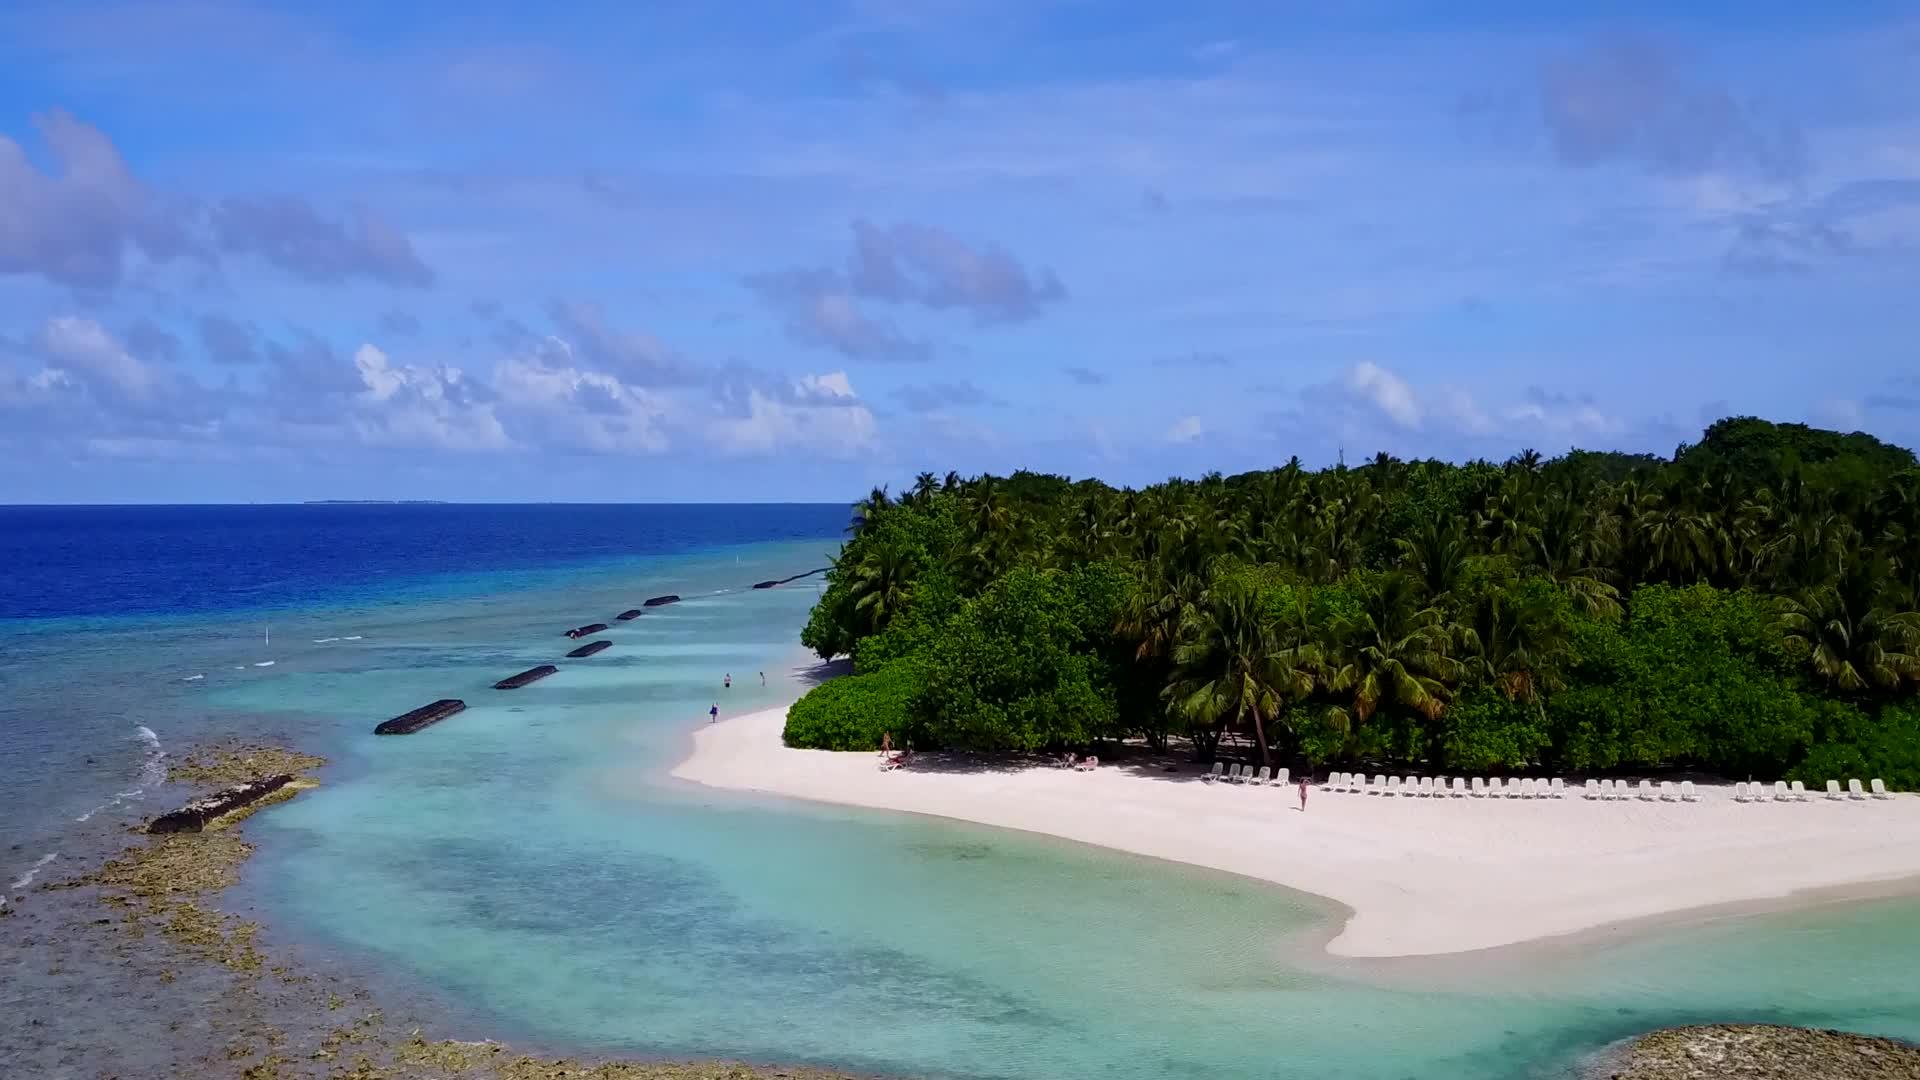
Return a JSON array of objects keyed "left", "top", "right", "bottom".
[
  {"left": 1164, "top": 414, "right": 1204, "bottom": 443},
  {"left": 1344, "top": 361, "right": 1422, "bottom": 428},
  {"left": 491, "top": 338, "right": 669, "bottom": 454},
  {"left": 706, "top": 372, "right": 877, "bottom": 458},
  {"left": 347, "top": 344, "right": 509, "bottom": 451}
]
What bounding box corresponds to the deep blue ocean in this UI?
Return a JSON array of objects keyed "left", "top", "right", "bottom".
[
  {"left": 4, "top": 503, "right": 1920, "bottom": 1080},
  {"left": 0, "top": 503, "right": 845, "bottom": 620}
]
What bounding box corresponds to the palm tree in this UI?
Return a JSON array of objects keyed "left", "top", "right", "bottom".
[
  {"left": 1165, "top": 580, "right": 1317, "bottom": 767},
  {"left": 1396, "top": 518, "right": 1470, "bottom": 602},
  {"left": 848, "top": 540, "right": 917, "bottom": 633},
  {"left": 1774, "top": 559, "right": 1920, "bottom": 693},
  {"left": 1327, "top": 573, "right": 1459, "bottom": 728},
  {"left": 848, "top": 485, "right": 891, "bottom": 536},
  {"left": 1457, "top": 586, "right": 1568, "bottom": 703},
  {"left": 910, "top": 472, "right": 939, "bottom": 507}
]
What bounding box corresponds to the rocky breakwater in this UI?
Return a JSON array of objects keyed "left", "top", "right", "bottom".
[{"left": 1596, "top": 1024, "right": 1920, "bottom": 1079}]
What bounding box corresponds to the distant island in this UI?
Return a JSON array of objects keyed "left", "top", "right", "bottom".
[{"left": 302, "top": 500, "right": 448, "bottom": 505}]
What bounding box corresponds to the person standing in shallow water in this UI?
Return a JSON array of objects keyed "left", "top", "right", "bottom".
[
  {"left": 709, "top": 703, "right": 718, "bottom": 724},
  {"left": 1298, "top": 775, "right": 1309, "bottom": 811},
  {"left": 759, "top": 671, "right": 765, "bottom": 686},
  {"left": 724, "top": 673, "right": 731, "bottom": 689}
]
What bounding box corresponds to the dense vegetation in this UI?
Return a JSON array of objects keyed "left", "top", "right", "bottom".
[{"left": 788, "top": 418, "right": 1920, "bottom": 788}]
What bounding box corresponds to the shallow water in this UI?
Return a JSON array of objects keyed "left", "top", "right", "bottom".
[{"left": 5, "top": 506, "right": 1920, "bottom": 1079}]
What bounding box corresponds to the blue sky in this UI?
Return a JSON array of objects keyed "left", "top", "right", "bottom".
[{"left": 1, "top": 0, "right": 1917, "bottom": 502}]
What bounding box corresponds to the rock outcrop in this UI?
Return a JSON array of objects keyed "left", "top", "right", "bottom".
[{"left": 1598, "top": 1024, "right": 1920, "bottom": 1080}]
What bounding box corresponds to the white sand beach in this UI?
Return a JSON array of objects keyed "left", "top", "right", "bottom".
[{"left": 673, "top": 704, "right": 1920, "bottom": 958}]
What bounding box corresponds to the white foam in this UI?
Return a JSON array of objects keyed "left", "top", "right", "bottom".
[
  {"left": 182, "top": 673, "right": 205, "bottom": 681},
  {"left": 8, "top": 852, "right": 59, "bottom": 892},
  {"left": 77, "top": 726, "right": 166, "bottom": 821},
  {"left": 253, "top": 660, "right": 276, "bottom": 667},
  {"left": 343, "top": 635, "right": 363, "bottom": 641},
  {"left": 314, "top": 637, "right": 341, "bottom": 644}
]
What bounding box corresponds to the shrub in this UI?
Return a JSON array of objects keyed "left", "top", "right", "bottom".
[{"left": 782, "top": 661, "right": 922, "bottom": 750}]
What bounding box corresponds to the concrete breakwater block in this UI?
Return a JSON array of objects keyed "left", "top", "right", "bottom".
[
  {"left": 565, "top": 639, "right": 612, "bottom": 658},
  {"left": 148, "top": 775, "right": 294, "bottom": 833},
  {"left": 375, "top": 698, "right": 469, "bottom": 734},
  {"left": 492, "top": 666, "right": 558, "bottom": 690},
  {"left": 643, "top": 595, "right": 680, "bottom": 607},
  {"left": 615, "top": 609, "right": 644, "bottom": 621},
  {"left": 564, "top": 622, "right": 609, "bottom": 639}
]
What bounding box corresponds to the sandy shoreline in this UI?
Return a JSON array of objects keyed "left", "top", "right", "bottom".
[{"left": 672, "top": 704, "right": 1920, "bottom": 959}]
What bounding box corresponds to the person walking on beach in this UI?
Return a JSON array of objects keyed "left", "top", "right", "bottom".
[
  {"left": 709, "top": 703, "right": 719, "bottom": 724},
  {"left": 1297, "top": 775, "right": 1309, "bottom": 811}
]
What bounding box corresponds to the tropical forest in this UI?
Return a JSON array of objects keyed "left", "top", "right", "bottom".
[{"left": 789, "top": 418, "right": 1920, "bottom": 788}]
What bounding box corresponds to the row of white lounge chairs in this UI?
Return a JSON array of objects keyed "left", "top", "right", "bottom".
[
  {"left": 1201, "top": 763, "right": 1896, "bottom": 801},
  {"left": 1733, "top": 778, "right": 1892, "bottom": 801}
]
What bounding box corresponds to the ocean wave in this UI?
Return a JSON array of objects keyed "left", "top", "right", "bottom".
[
  {"left": 313, "top": 637, "right": 341, "bottom": 644},
  {"left": 182, "top": 673, "right": 205, "bottom": 681},
  {"left": 343, "top": 635, "right": 363, "bottom": 640},
  {"left": 8, "top": 852, "right": 60, "bottom": 893},
  {"left": 75, "top": 726, "right": 166, "bottom": 821},
  {"left": 253, "top": 660, "right": 276, "bottom": 667}
]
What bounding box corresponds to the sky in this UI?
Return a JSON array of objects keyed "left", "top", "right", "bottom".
[{"left": 1, "top": 1, "right": 1917, "bottom": 503}]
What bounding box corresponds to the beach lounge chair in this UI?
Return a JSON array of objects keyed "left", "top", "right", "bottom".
[
  {"left": 1872, "top": 779, "right": 1891, "bottom": 799},
  {"left": 1550, "top": 778, "right": 1566, "bottom": 798},
  {"left": 1276, "top": 768, "right": 1291, "bottom": 786},
  {"left": 1470, "top": 777, "right": 1486, "bottom": 797},
  {"left": 1773, "top": 781, "right": 1790, "bottom": 802},
  {"left": 1598, "top": 779, "right": 1613, "bottom": 800},
  {"left": 1386, "top": 776, "right": 1402, "bottom": 796},
  {"left": 1511, "top": 779, "right": 1528, "bottom": 799},
  {"left": 1734, "top": 781, "right": 1749, "bottom": 803},
  {"left": 1372, "top": 774, "right": 1388, "bottom": 794},
  {"left": 1659, "top": 780, "right": 1676, "bottom": 801},
  {"left": 1204, "top": 762, "right": 1223, "bottom": 783},
  {"left": 1849, "top": 779, "right": 1866, "bottom": 800},
  {"left": 1681, "top": 780, "right": 1698, "bottom": 802},
  {"left": 1418, "top": 777, "right": 1434, "bottom": 797},
  {"left": 1584, "top": 779, "right": 1600, "bottom": 800},
  {"left": 1790, "top": 780, "right": 1807, "bottom": 801},
  {"left": 1483, "top": 777, "right": 1501, "bottom": 798},
  {"left": 1254, "top": 766, "right": 1271, "bottom": 785},
  {"left": 1450, "top": 777, "right": 1465, "bottom": 797},
  {"left": 1638, "top": 780, "right": 1656, "bottom": 801},
  {"left": 1826, "top": 779, "right": 1844, "bottom": 800}
]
